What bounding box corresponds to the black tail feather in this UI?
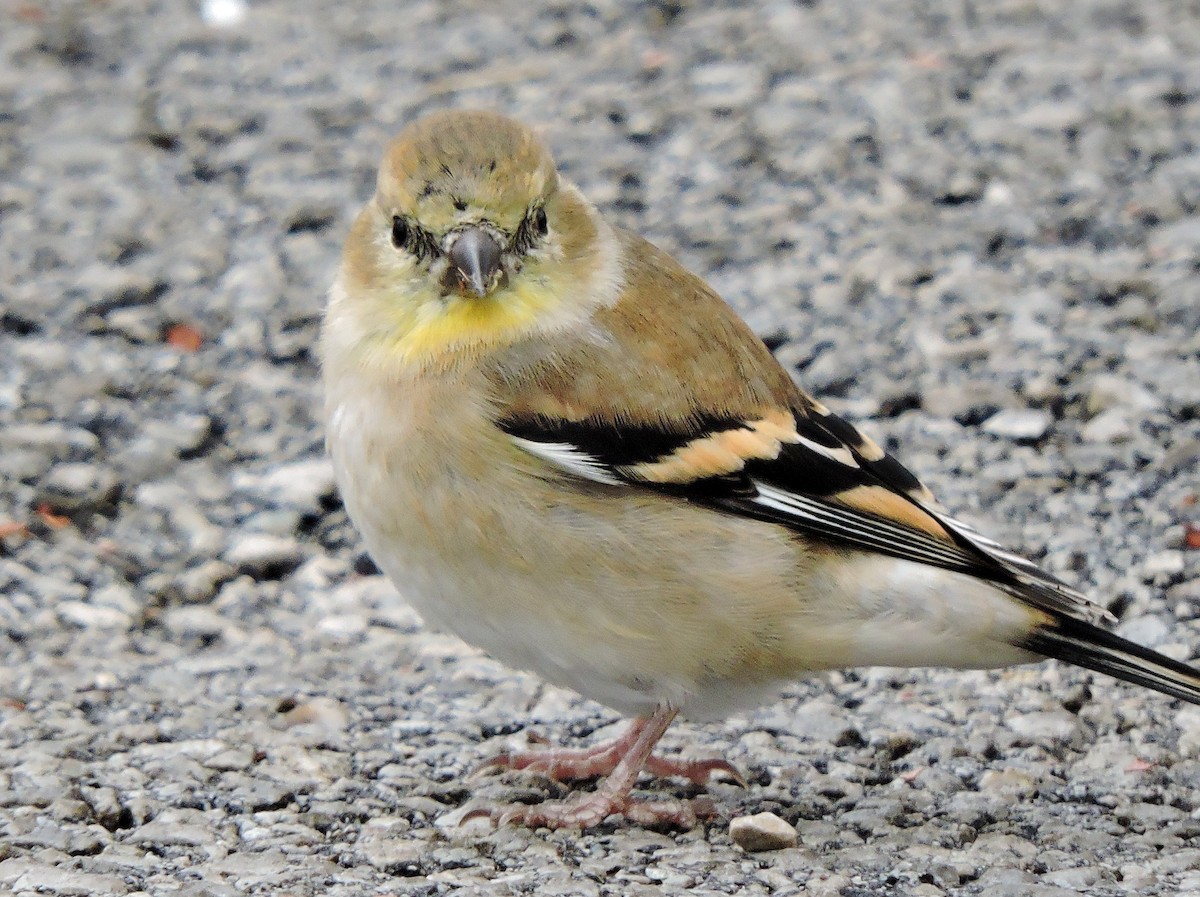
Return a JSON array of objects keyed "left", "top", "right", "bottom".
[{"left": 1020, "top": 615, "right": 1200, "bottom": 705}]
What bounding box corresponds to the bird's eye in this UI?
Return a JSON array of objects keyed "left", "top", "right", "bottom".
[
  {"left": 391, "top": 216, "right": 410, "bottom": 248},
  {"left": 533, "top": 207, "right": 548, "bottom": 236}
]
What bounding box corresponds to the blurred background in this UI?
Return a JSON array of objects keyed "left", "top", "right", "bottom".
[{"left": 1, "top": 1, "right": 1199, "bottom": 894}]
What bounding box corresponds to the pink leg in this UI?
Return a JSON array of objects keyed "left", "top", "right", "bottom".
[{"left": 467, "top": 706, "right": 729, "bottom": 830}]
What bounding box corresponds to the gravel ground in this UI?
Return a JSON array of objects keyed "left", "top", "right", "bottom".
[{"left": 3, "top": 0, "right": 1200, "bottom": 894}]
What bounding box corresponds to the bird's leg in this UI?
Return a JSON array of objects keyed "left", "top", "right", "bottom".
[
  {"left": 475, "top": 708, "right": 742, "bottom": 786},
  {"left": 467, "top": 705, "right": 725, "bottom": 829}
]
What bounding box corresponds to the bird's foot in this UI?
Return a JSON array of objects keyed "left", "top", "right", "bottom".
[
  {"left": 464, "top": 708, "right": 732, "bottom": 830},
  {"left": 476, "top": 739, "right": 742, "bottom": 786},
  {"left": 464, "top": 793, "right": 719, "bottom": 830}
]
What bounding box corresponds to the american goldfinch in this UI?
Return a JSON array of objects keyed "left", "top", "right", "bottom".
[{"left": 321, "top": 109, "right": 1200, "bottom": 830}]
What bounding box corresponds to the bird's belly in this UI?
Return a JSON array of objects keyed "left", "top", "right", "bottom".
[{"left": 326, "top": 385, "right": 808, "bottom": 717}]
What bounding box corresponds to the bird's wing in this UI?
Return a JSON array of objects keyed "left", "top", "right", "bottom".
[
  {"left": 500, "top": 396, "right": 1111, "bottom": 628},
  {"left": 491, "top": 228, "right": 1110, "bottom": 627}
]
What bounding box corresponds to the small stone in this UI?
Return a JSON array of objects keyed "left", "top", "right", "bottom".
[
  {"left": 142, "top": 414, "right": 214, "bottom": 457},
  {"left": 982, "top": 409, "right": 1053, "bottom": 441},
  {"left": 39, "top": 462, "right": 120, "bottom": 512},
  {"left": 161, "top": 605, "right": 228, "bottom": 641},
  {"left": 233, "top": 458, "right": 335, "bottom": 513},
  {"left": 805, "top": 872, "right": 853, "bottom": 897},
  {"left": 978, "top": 768, "right": 1038, "bottom": 798},
  {"left": 79, "top": 266, "right": 164, "bottom": 315},
  {"left": 1166, "top": 578, "right": 1200, "bottom": 603},
  {"left": 1119, "top": 614, "right": 1171, "bottom": 647},
  {"left": 129, "top": 817, "right": 216, "bottom": 847},
  {"left": 355, "top": 819, "right": 426, "bottom": 873},
  {"left": 1080, "top": 408, "right": 1133, "bottom": 443},
  {"left": 94, "top": 583, "right": 140, "bottom": 616},
  {"left": 1141, "top": 551, "right": 1185, "bottom": 580},
  {"left": 79, "top": 786, "right": 125, "bottom": 830},
  {"left": 1086, "top": 374, "right": 1161, "bottom": 415},
  {"left": 758, "top": 698, "right": 859, "bottom": 745},
  {"left": 224, "top": 534, "right": 305, "bottom": 578},
  {"left": 1148, "top": 216, "right": 1200, "bottom": 259},
  {"left": 1042, "top": 866, "right": 1102, "bottom": 890},
  {"left": 690, "top": 62, "right": 764, "bottom": 111},
  {"left": 6, "top": 818, "right": 75, "bottom": 851},
  {"left": 171, "top": 560, "right": 235, "bottom": 603},
  {"left": 103, "top": 306, "right": 161, "bottom": 343},
  {"left": 922, "top": 384, "right": 1006, "bottom": 421},
  {"left": 1162, "top": 439, "right": 1200, "bottom": 475},
  {"left": 281, "top": 697, "right": 350, "bottom": 731},
  {"left": 11, "top": 866, "right": 131, "bottom": 896},
  {"left": 1, "top": 447, "right": 46, "bottom": 481},
  {"left": 56, "top": 600, "right": 131, "bottom": 630},
  {"left": 1022, "top": 373, "right": 1062, "bottom": 404},
  {"left": 203, "top": 746, "right": 255, "bottom": 771},
  {"left": 909, "top": 886, "right": 946, "bottom": 897},
  {"left": 315, "top": 613, "right": 368, "bottom": 643},
  {"left": 219, "top": 775, "right": 296, "bottom": 814},
  {"left": 3, "top": 423, "right": 100, "bottom": 460},
  {"left": 1007, "top": 710, "right": 1078, "bottom": 743},
  {"left": 1117, "top": 863, "right": 1158, "bottom": 892},
  {"left": 202, "top": 0, "right": 248, "bottom": 27},
  {"left": 729, "top": 811, "right": 798, "bottom": 851}
]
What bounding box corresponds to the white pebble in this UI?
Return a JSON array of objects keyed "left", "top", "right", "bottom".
[
  {"left": 982, "top": 408, "right": 1053, "bottom": 441},
  {"left": 729, "top": 811, "right": 798, "bottom": 851}
]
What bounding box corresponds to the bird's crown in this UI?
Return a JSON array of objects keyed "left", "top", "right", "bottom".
[{"left": 379, "top": 110, "right": 558, "bottom": 235}]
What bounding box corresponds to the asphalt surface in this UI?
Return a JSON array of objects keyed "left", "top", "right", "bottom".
[{"left": 2, "top": 1, "right": 1200, "bottom": 895}]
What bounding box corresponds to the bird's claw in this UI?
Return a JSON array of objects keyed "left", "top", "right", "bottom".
[{"left": 645, "top": 755, "right": 746, "bottom": 787}]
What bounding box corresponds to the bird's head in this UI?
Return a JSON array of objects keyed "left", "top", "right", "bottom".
[{"left": 327, "top": 110, "right": 620, "bottom": 375}]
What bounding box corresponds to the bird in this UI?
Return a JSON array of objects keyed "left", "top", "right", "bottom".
[{"left": 320, "top": 109, "right": 1200, "bottom": 829}]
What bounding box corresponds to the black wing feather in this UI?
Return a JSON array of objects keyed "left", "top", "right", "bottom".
[{"left": 501, "top": 401, "right": 1115, "bottom": 626}]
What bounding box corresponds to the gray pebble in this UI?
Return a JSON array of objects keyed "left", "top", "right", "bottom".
[
  {"left": 1120, "top": 615, "right": 1172, "bottom": 648},
  {"left": 161, "top": 605, "right": 231, "bottom": 641},
  {"left": 1, "top": 424, "right": 99, "bottom": 461},
  {"left": 202, "top": 746, "right": 255, "bottom": 772},
  {"left": 223, "top": 534, "right": 305, "bottom": 578},
  {"left": 1141, "top": 551, "right": 1186, "bottom": 581},
  {"left": 977, "top": 768, "right": 1039, "bottom": 799},
  {"left": 690, "top": 62, "right": 765, "bottom": 112},
  {"left": 1042, "top": 866, "right": 1103, "bottom": 890},
  {"left": 233, "top": 458, "right": 335, "bottom": 513},
  {"left": 56, "top": 599, "right": 131, "bottom": 630},
  {"left": 757, "top": 698, "right": 858, "bottom": 745},
  {"left": 922, "top": 383, "right": 1008, "bottom": 422},
  {"left": 1086, "top": 373, "right": 1161, "bottom": 415},
  {"left": 8, "top": 865, "right": 130, "bottom": 896},
  {"left": 1006, "top": 710, "right": 1079, "bottom": 743},
  {"left": 102, "top": 305, "right": 162, "bottom": 343},
  {"left": 353, "top": 819, "right": 426, "bottom": 872},
  {"left": 982, "top": 409, "right": 1054, "bottom": 442},
  {"left": 38, "top": 462, "right": 119, "bottom": 512},
  {"left": 130, "top": 816, "right": 221, "bottom": 848},
  {"left": 1080, "top": 408, "right": 1134, "bottom": 443},
  {"left": 169, "top": 560, "right": 235, "bottom": 604}
]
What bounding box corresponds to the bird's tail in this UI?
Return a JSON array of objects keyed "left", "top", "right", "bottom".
[{"left": 1019, "top": 615, "right": 1200, "bottom": 705}]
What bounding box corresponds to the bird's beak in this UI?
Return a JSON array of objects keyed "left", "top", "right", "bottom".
[{"left": 444, "top": 227, "right": 504, "bottom": 298}]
